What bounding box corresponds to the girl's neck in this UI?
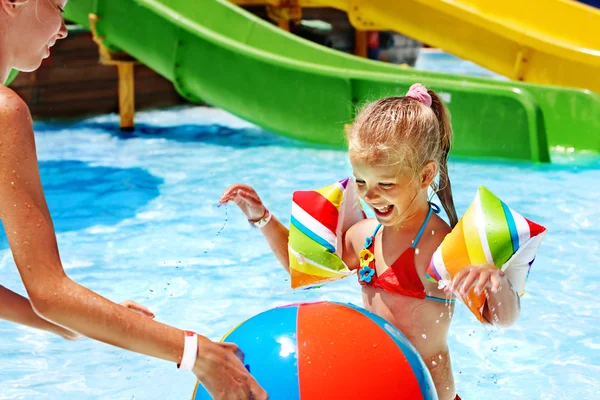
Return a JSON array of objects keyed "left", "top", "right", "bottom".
[{"left": 381, "top": 200, "right": 431, "bottom": 238}]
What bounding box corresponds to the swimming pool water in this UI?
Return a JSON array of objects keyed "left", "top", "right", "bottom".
[{"left": 1, "top": 54, "right": 599, "bottom": 400}]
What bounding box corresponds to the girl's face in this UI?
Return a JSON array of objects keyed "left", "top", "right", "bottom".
[
  {"left": 2, "top": 0, "right": 68, "bottom": 72},
  {"left": 350, "top": 154, "right": 435, "bottom": 227}
]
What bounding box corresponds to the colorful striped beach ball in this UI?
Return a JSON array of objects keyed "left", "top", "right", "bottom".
[{"left": 192, "top": 301, "right": 437, "bottom": 400}]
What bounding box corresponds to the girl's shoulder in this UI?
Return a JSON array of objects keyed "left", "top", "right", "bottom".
[
  {"left": 342, "top": 218, "right": 379, "bottom": 268},
  {"left": 424, "top": 213, "right": 453, "bottom": 249},
  {"left": 345, "top": 218, "right": 379, "bottom": 245}
]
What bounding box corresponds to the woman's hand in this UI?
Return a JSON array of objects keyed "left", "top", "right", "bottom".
[
  {"left": 219, "top": 184, "right": 266, "bottom": 222},
  {"left": 193, "top": 336, "right": 268, "bottom": 400},
  {"left": 444, "top": 265, "right": 506, "bottom": 297},
  {"left": 120, "top": 300, "right": 155, "bottom": 319}
]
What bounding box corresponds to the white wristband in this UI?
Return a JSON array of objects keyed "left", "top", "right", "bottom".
[
  {"left": 177, "top": 330, "right": 198, "bottom": 370},
  {"left": 250, "top": 209, "right": 272, "bottom": 229}
]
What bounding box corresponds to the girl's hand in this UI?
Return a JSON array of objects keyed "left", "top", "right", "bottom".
[
  {"left": 120, "top": 300, "right": 155, "bottom": 319},
  {"left": 444, "top": 265, "right": 506, "bottom": 297},
  {"left": 193, "top": 336, "right": 268, "bottom": 400},
  {"left": 219, "top": 184, "right": 266, "bottom": 222}
]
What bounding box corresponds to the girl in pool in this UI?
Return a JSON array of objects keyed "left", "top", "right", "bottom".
[
  {"left": 0, "top": 1, "right": 266, "bottom": 398},
  {"left": 220, "top": 83, "right": 521, "bottom": 400}
]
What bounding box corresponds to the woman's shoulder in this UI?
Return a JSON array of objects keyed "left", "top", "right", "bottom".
[{"left": 0, "top": 86, "right": 30, "bottom": 127}]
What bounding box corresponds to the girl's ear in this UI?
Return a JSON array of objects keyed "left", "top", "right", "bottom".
[{"left": 420, "top": 161, "right": 437, "bottom": 189}]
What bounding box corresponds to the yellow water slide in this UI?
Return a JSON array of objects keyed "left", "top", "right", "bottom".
[{"left": 237, "top": 0, "right": 600, "bottom": 93}]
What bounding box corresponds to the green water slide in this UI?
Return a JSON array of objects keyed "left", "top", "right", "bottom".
[
  {"left": 4, "top": 69, "right": 19, "bottom": 86},
  {"left": 63, "top": 0, "right": 600, "bottom": 162}
]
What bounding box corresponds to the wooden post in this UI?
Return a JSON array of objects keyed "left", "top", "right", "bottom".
[
  {"left": 117, "top": 63, "right": 135, "bottom": 131},
  {"left": 266, "top": 1, "right": 300, "bottom": 32},
  {"left": 355, "top": 30, "right": 368, "bottom": 58},
  {"left": 278, "top": 19, "right": 290, "bottom": 31},
  {"left": 89, "top": 14, "right": 139, "bottom": 131}
]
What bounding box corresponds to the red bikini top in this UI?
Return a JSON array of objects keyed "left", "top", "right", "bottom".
[{"left": 357, "top": 204, "right": 438, "bottom": 299}]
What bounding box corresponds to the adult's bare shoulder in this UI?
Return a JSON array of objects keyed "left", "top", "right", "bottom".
[
  {"left": 0, "top": 87, "right": 36, "bottom": 152},
  {"left": 0, "top": 87, "right": 32, "bottom": 135}
]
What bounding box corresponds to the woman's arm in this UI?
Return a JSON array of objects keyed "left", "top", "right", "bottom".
[
  {"left": 0, "top": 285, "right": 81, "bottom": 340},
  {"left": 0, "top": 285, "right": 156, "bottom": 340},
  {"left": 0, "top": 92, "right": 183, "bottom": 362},
  {"left": 0, "top": 90, "right": 267, "bottom": 399}
]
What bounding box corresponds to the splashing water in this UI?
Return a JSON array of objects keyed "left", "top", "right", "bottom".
[{"left": 0, "top": 80, "right": 598, "bottom": 399}]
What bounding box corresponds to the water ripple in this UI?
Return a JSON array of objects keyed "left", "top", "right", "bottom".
[{"left": 0, "top": 104, "right": 598, "bottom": 399}]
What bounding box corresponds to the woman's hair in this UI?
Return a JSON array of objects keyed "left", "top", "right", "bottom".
[{"left": 346, "top": 84, "right": 458, "bottom": 227}]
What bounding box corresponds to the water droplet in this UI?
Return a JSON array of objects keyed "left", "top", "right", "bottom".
[
  {"left": 436, "top": 320, "right": 440, "bottom": 324},
  {"left": 498, "top": 302, "right": 502, "bottom": 306},
  {"left": 422, "top": 334, "right": 427, "bottom": 339},
  {"left": 415, "top": 248, "right": 420, "bottom": 255},
  {"left": 431, "top": 361, "right": 437, "bottom": 366},
  {"left": 431, "top": 230, "right": 435, "bottom": 235},
  {"left": 440, "top": 313, "right": 444, "bottom": 317},
  {"left": 439, "top": 355, "right": 443, "bottom": 360}
]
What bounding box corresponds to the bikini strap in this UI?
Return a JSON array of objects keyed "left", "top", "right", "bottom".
[
  {"left": 411, "top": 202, "right": 440, "bottom": 248},
  {"left": 371, "top": 224, "right": 382, "bottom": 237}
]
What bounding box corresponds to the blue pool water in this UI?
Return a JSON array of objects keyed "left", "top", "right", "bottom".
[{"left": 1, "top": 54, "right": 600, "bottom": 399}]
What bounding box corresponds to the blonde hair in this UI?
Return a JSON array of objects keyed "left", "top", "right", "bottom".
[{"left": 346, "top": 86, "right": 458, "bottom": 227}]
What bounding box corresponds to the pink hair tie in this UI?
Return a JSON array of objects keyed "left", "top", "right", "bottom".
[{"left": 405, "top": 83, "right": 432, "bottom": 107}]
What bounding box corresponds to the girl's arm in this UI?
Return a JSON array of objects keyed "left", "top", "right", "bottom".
[
  {"left": 220, "top": 184, "right": 360, "bottom": 272},
  {"left": 482, "top": 273, "right": 520, "bottom": 327},
  {"left": 259, "top": 216, "right": 291, "bottom": 271},
  {"left": 220, "top": 185, "right": 291, "bottom": 271},
  {"left": 447, "top": 268, "right": 520, "bottom": 327},
  {"left": 0, "top": 90, "right": 267, "bottom": 399}
]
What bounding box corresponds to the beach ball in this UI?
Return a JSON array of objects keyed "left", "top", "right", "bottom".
[{"left": 192, "top": 301, "right": 437, "bottom": 400}]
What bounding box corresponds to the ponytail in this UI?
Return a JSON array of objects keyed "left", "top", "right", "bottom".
[{"left": 428, "top": 90, "right": 458, "bottom": 228}]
